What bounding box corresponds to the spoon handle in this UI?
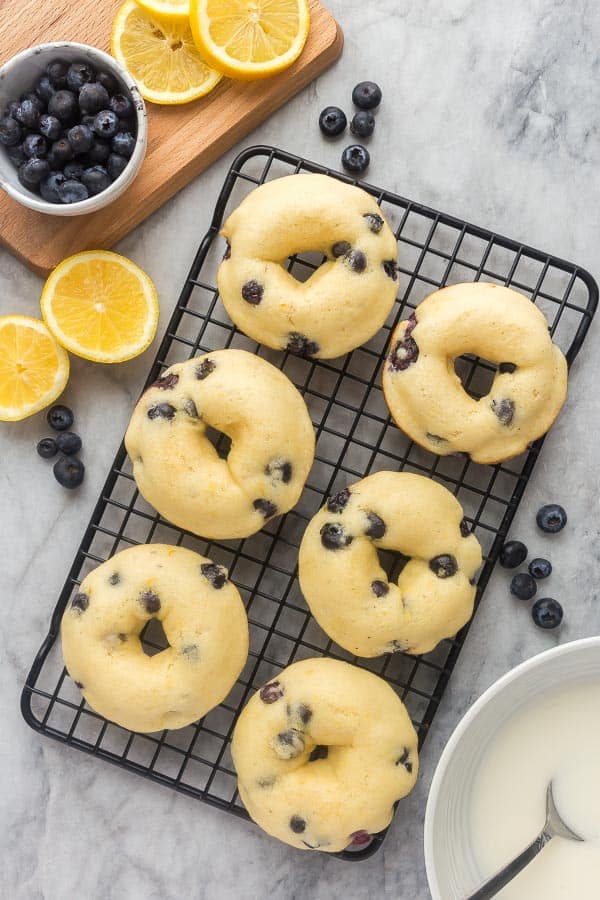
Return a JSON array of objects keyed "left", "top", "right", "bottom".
[{"left": 466, "top": 831, "right": 551, "bottom": 900}]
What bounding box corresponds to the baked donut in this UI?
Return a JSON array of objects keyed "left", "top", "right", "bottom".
[
  {"left": 231, "top": 657, "right": 418, "bottom": 852},
  {"left": 382, "top": 283, "right": 568, "bottom": 464},
  {"left": 125, "top": 349, "right": 315, "bottom": 540},
  {"left": 217, "top": 174, "right": 399, "bottom": 359},
  {"left": 61, "top": 544, "right": 248, "bottom": 733},
  {"left": 298, "top": 472, "right": 482, "bottom": 657}
]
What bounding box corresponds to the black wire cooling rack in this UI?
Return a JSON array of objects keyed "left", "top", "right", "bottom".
[{"left": 21, "top": 145, "right": 598, "bottom": 861}]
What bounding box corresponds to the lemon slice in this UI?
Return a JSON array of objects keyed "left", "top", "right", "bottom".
[
  {"left": 111, "top": 0, "right": 222, "bottom": 105},
  {"left": 190, "top": 0, "right": 311, "bottom": 81},
  {"left": 40, "top": 250, "right": 159, "bottom": 364},
  {"left": 0, "top": 315, "right": 70, "bottom": 422},
  {"left": 136, "top": 0, "right": 190, "bottom": 23}
]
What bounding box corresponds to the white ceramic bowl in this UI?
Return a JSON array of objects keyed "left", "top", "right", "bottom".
[
  {"left": 0, "top": 42, "right": 147, "bottom": 216},
  {"left": 424, "top": 636, "right": 600, "bottom": 900}
]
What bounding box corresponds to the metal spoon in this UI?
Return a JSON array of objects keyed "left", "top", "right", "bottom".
[{"left": 466, "top": 781, "right": 584, "bottom": 900}]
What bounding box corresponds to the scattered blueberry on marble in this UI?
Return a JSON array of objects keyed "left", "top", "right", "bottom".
[
  {"left": 352, "top": 81, "right": 382, "bottom": 110},
  {"left": 532, "top": 597, "right": 563, "bottom": 629},
  {"left": 536, "top": 504, "right": 567, "bottom": 533},
  {"left": 510, "top": 572, "right": 537, "bottom": 601},
  {"left": 53, "top": 456, "right": 85, "bottom": 489},
  {"left": 318, "top": 105, "right": 347, "bottom": 137},
  {"left": 36, "top": 437, "right": 57, "bottom": 459},
  {"left": 350, "top": 110, "right": 375, "bottom": 138},
  {"left": 341, "top": 144, "right": 370, "bottom": 174},
  {"left": 47, "top": 404, "right": 74, "bottom": 431},
  {"left": 55, "top": 432, "right": 82, "bottom": 455},
  {"left": 529, "top": 558, "right": 552, "bottom": 579},
  {"left": 499, "top": 540, "right": 528, "bottom": 569}
]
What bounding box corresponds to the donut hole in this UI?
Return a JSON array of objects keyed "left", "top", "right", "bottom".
[
  {"left": 377, "top": 548, "right": 411, "bottom": 582},
  {"left": 140, "top": 617, "right": 169, "bottom": 657},
  {"left": 453, "top": 354, "right": 509, "bottom": 400},
  {"left": 287, "top": 250, "right": 328, "bottom": 284},
  {"left": 204, "top": 425, "right": 232, "bottom": 460}
]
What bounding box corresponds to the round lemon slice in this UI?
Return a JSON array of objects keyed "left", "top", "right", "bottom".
[
  {"left": 136, "top": 0, "right": 190, "bottom": 23},
  {"left": 111, "top": 0, "right": 222, "bottom": 105},
  {"left": 40, "top": 250, "right": 159, "bottom": 364},
  {"left": 0, "top": 315, "right": 70, "bottom": 422},
  {"left": 189, "top": 0, "right": 311, "bottom": 81}
]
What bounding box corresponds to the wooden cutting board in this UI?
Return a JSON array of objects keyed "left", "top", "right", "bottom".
[{"left": 0, "top": 1, "right": 342, "bottom": 275}]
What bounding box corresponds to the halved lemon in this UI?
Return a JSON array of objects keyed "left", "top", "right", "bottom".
[
  {"left": 190, "top": 0, "right": 311, "bottom": 81},
  {"left": 136, "top": 0, "right": 190, "bottom": 23},
  {"left": 111, "top": 0, "right": 222, "bottom": 105},
  {"left": 0, "top": 315, "right": 70, "bottom": 422},
  {"left": 40, "top": 250, "right": 159, "bottom": 364}
]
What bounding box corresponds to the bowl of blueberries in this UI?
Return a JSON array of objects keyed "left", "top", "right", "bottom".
[{"left": 0, "top": 42, "right": 147, "bottom": 215}]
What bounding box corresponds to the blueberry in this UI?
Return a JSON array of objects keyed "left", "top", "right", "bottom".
[
  {"left": 345, "top": 249, "right": 367, "bottom": 273},
  {"left": 80, "top": 114, "right": 97, "bottom": 128},
  {"left": 88, "top": 139, "right": 112, "bottom": 165},
  {"left": 0, "top": 116, "right": 22, "bottom": 146},
  {"left": 147, "top": 402, "right": 176, "bottom": 420},
  {"left": 532, "top": 597, "right": 563, "bottom": 629},
  {"left": 117, "top": 116, "right": 135, "bottom": 134},
  {"left": 63, "top": 161, "right": 84, "bottom": 180},
  {"left": 58, "top": 178, "right": 89, "bottom": 204},
  {"left": 241, "top": 280, "right": 263, "bottom": 305},
  {"left": 111, "top": 130, "right": 136, "bottom": 158},
  {"left": 93, "top": 110, "right": 119, "bottom": 139},
  {"left": 39, "top": 114, "right": 62, "bottom": 141},
  {"left": 290, "top": 816, "right": 306, "bottom": 834},
  {"left": 78, "top": 82, "right": 110, "bottom": 115},
  {"left": 318, "top": 105, "right": 347, "bottom": 137},
  {"left": 309, "top": 745, "right": 329, "bottom": 761},
  {"left": 536, "top": 504, "right": 567, "bottom": 534},
  {"left": 286, "top": 332, "right": 319, "bottom": 358},
  {"left": 23, "top": 133, "right": 47, "bottom": 158},
  {"left": 5, "top": 100, "right": 20, "bottom": 120},
  {"left": 352, "top": 81, "right": 382, "bottom": 109},
  {"left": 320, "top": 522, "right": 353, "bottom": 550},
  {"left": 109, "top": 572, "right": 120, "bottom": 585},
  {"left": 429, "top": 554, "right": 458, "bottom": 578},
  {"left": 499, "top": 540, "right": 528, "bottom": 569},
  {"left": 47, "top": 60, "right": 69, "bottom": 89},
  {"left": 68, "top": 124, "right": 94, "bottom": 155},
  {"left": 510, "top": 573, "right": 537, "bottom": 601},
  {"left": 293, "top": 703, "right": 312, "bottom": 725},
  {"left": 200, "top": 562, "right": 228, "bottom": 589},
  {"left": 331, "top": 241, "right": 351, "bottom": 260},
  {"left": 55, "top": 431, "right": 82, "bottom": 455},
  {"left": 53, "top": 456, "right": 85, "bottom": 488},
  {"left": 223, "top": 239, "right": 231, "bottom": 260},
  {"left": 15, "top": 99, "right": 41, "bottom": 129},
  {"left": 365, "top": 512, "right": 386, "bottom": 539},
  {"left": 34, "top": 75, "right": 55, "bottom": 104},
  {"left": 110, "top": 93, "right": 135, "bottom": 119},
  {"left": 47, "top": 138, "right": 74, "bottom": 168},
  {"left": 265, "top": 459, "right": 293, "bottom": 484},
  {"left": 350, "top": 831, "right": 371, "bottom": 846},
  {"left": 253, "top": 498, "right": 278, "bottom": 518},
  {"left": 20, "top": 92, "right": 45, "bottom": 113},
  {"left": 383, "top": 260, "right": 398, "bottom": 280},
  {"left": 195, "top": 359, "right": 216, "bottom": 380},
  {"left": 97, "top": 70, "right": 120, "bottom": 95},
  {"left": 260, "top": 681, "right": 284, "bottom": 703},
  {"left": 183, "top": 399, "right": 199, "bottom": 419},
  {"left": 81, "top": 165, "right": 110, "bottom": 195},
  {"left": 7, "top": 144, "right": 27, "bottom": 167},
  {"left": 70, "top": 592, "right": 89, "bottom": 612},
  {"left": 152, "top": 372, "right": 179, "bottom": 390},
  {"left": 498, "top": 362, "right": 517, "bottom": 374},
  {"left": 460, "top": 518, "right": 471, "bottom": 537},
  {"left": 529, "top": 558, "right": 552, "bottom": 580},
  {"left": 37, "top": 437, "right": 57, "bottom": 459},
  {"left": 388, "top": 334, "right": 419, "bottom": 371},
  {"left": 350, "top": 110, "right": 375, "bottom": 138},
  {"left": 364, "top": 212, "right": 384, "bottom": 233},
  {"left": 47, "top": 404, "right": 74, "bottom": 431},
  {"left": 341, "top": 144, "right": 370, "bottom": 174},
  {"left": 139, "top": 589, "right": 161, "bottom": 614},
  {"left": 371, "top": 579, "right": 389, "bottom": 597},
  {"left": 396, "top": 747, "right": 413, "bottom": 773},
  {"left": 66, "top": 62, "right": 95, "bottom": 92},
  {"left": 19, "top": 158, "right": 50, "bottom": 187},
  {"left": 327, "top": 487, "right": 350, "bottom": 513},
  {"left": 491, "top": 398, "right": 515, "bottom": 426},
  {"left": 275, "top": 729, "right": 305, "bottom": 759},
  {"left": 48, "top": 90, "right": 79, "bottom": 124},
  {"left": 107, "top": 151, "right": 128, "bottom": 180}
]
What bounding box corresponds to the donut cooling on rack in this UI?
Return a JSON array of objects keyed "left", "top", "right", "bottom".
[
  {"left": 60, "top": 545, "right": 249, "bottom": 733},
  {"left": 298, "top": 472, "right": 482, "bottom": 658},
  {"left": 217, "top": 174, "right": 399, "bottom": 359},
  {"left": 125, "top": 349, "right": 315, "bottom": 540},
  {"left": 382, "top": 282, "right": 568, "bottom": 464},
  {"left": 231, "top": 658, "right": 418, "bottom": 852}
]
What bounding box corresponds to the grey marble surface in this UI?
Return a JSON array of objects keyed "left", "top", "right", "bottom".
[{"left": 2, "top": 1, "right": 600, "bottom": 898}]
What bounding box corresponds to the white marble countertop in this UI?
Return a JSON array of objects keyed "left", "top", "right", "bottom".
[{"left": 2, "top": 2, "right": 600, "bottom": 898}]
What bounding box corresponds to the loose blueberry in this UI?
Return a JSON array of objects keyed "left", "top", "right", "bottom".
[
  {"left": 265, "top": 459, "right": 293, "bottom": 484},
  {"left": 371, "top": 579, "right": 389, "bottom": 597},
  {"left": 429, "top": 555, "right": 458, "bottom": 578},
  {"left": 318, "top": 105, "right": 347, "bottom": 137},
  {"left": 382, "top": 260, "right": 398, "bottom": 281},
  {"left": 55, "top": 432, "right": 82, "bottom": 455},
  {"left": 107, "top": 151, "right": 128, "bottom": 180},
  {"left": 290, "top": 816, "right": 306, "bottom": 834},
  {"left": 532, "top": 597, "right": 563, "bottom": 629},
  {"left": 109, "top": 572, "right": 120, "bottom": 585},
  {"left": 352, "top": 81, "right": 382, "bottom": 109},
  {"left": 47, "top": 404, "right": 73, "bottom": 431},
  {"left": 320, "top": 522, "right": 353, "bottom": 550},
  {"left": 499, "top": 540, "right": 528, "bottom": 569},
  {"left": 0, "top": 116, "right": 22, "bottom": 146},
  {"left": 15, "top": 99, "right": 41, "bottom": 129},
  {"left": 345, "top": 249, "right": 367, "bottom": 273},
  {"left": 111, "top": 130, "right": 136, "bottom": 158},
  {"left": 40, "top": 171, "right": 66, "bottom": 202},
  {"left": 275, "top": 729, "right": 305, "bottom": 759},
  {"left": 23, "top": 134, "right": 48, "bottom": 158},
  {"left": 93, "top": 109, "right": 119, "bottom": 139},
  {"left": 253, "top": 498, "right": 278, "bottom": 518},
  {"left": 81, "top": 165, "right": 110, "bottom": 195},
  {"left": 327, "top": 487, "right": 350, "bottom": 513},
  {"left": 260, "top": 681, "right": 284, "bottom": 703},
  {"left": 39, "top": 113, "right": 62, "bottom": 141},
  {"left": 36, "top": 75, "right": 56, "bottom": 104},
  {"left": 66, "top": 62, "right": 95, "bottom": 92},
  {"left": 388, "top": 334, "right": 419, "bottom": 371},
  {"left": 200, "top": 562, "right": 227, "bottom": 589},
  {"left": 63, "top": 161, "right": 84, "bottom": 180},
  {"left": 152, "top": 372, "right": 179, "bottom": 390},
  {"left": 365, "top": 512, "right": 386, "bottom": 539},
  {"left": 286, "top": 332, "right": 319, "bottom": 358},
  {"left": 78, "top": 82, "right": 110, "bottom": 115},
  {"left": 529, "top": 558, "right": 552, "bottom": 579},
  {"left": 341, "top": 144, "right": 370, "bottom": 174},
  {"left": 53, "top": 456, "right": 85, "bottom": 488},
  {"left": 491, "top": 398, "right": 515, "bottom": 426},
  {"left": 350, "top": 110, "right": 375, "bottom": 138},
  {"left": 498, "top": 362, "right": 517, "bottom": 374},
  {"left": 48, "top": 91, "right": 78, "bottom": 124},
  {"left": 97, "top": 70, "right": 120, "bottom": 95},
  {"left": 536, "top": 504, "right": 567, "bottom": 534},
  {"left": 47, "top": 137, "right": 73, "bottom": 167},
  {"left": 309, "top": 745, "right": 329, "bottom": 761},
  {"left": 510, "top": 573, "right": 537, "bottom": 601},
  {"left": 139, "top": 589, "right": 161, "bottom": 614},
  {"left": 110, "top": 93, "right": 135, "bottom": 119},
  {"left": 37, "top": 437, "right": 57, "bottom": 459},
  {"left": 88, "top": 140, "right": 112, "bottom": 165},
  {"left": 147, "top": 402, "right": 176, "bottom": 420},
  {"left": 71, "top": 592, "right": 89, "bottom": 613},
  {"left": 241, "top": 280, "right": 264, "bottom": 305},
  {"left": 195, "top": 359, "right": 216, "bottom": 380},
  {"left": 19, "top": 158, "right": 50, "bottom": 187},
  {"left": 58, "top": 178, "right": 89, "bottom": 204},
  {"left": 332, "top": 240, "right": 352, "bottom": 258},
  {"left": 460, "top": 518, "right": 471, "bottom": 537},
  {"left": 47, "top": 60, "right": 69, "bottom": 89},
  {"left": 68, "top": 124, "right": 94, "bottom": 155},
  {"left": 364, "top": 212, "right": 384, "bottom": 233}
]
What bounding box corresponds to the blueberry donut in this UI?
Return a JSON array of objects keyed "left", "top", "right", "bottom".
[
  {"left": 382, "top": 283, "right": 568, "bottom": 464},
  {"left": 231, "top": 657, "right": 418, "bottom": 852},
  {"left": 61, "top": 544, "right": 248, "bottom": 733},
  {"left": 298, "top": 472, "right": 482, "bottom": 657},
  {"left": 217, "top": 174, "right": 399, "bottom": 359},
  {"left": 125, "top": 349, "right": 315, "bottom": 540}
]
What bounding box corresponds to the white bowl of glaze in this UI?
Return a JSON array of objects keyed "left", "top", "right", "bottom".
[
  {"left": 424, "top": 636, "right": 600, "bottom": 900},
  {"left": 0, "top": 42, "right": 147, "bottom": 216}
]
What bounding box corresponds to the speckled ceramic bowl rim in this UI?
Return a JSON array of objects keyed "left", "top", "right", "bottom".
[
  {"left": 0, "top": 41, "right": 147, "bottom": 216},
  {"left": 424, "top": 636, "right": 600, "bottom": 900}
]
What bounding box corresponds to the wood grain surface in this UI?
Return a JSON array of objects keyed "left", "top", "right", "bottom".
[{"left": 0, "top": 0, "right": 343, "bottom": 275}]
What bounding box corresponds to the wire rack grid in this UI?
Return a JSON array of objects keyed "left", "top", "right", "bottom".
[{"left": 21, "top": 145, "right": 598, "bottom": 861}]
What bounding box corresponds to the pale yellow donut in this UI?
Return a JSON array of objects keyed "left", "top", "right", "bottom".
[
  {"left": 125, "top": 349, "right": 315, "bottom": 540},
  {"left": 382, "top": 283, "right": 568, "bottom": 464},
  {"left": 217, "top": 174, "right": 399, "bottom": 359},
  {"left": 61, "top": 544, "right": 249, "bottom": 733},
  {"left": 298, "top": 472, "right": 482, "bottom": 657},
  {"left": 231, "top": 658, "right": 418, "bottom": 852}
]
